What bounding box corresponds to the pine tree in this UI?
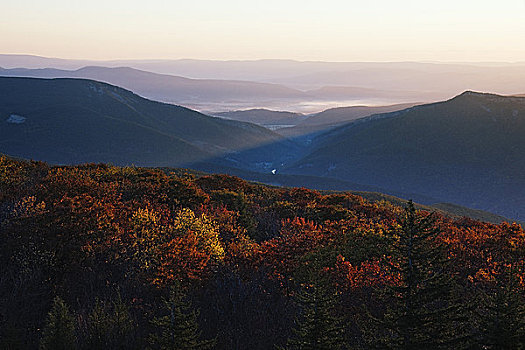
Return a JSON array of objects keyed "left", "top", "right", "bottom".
[
  {"left": 148, "top": 286, "right": 215, "bottom": 350},
  {"left": 479, "top": 263, "right": 525, "bottom": 349},
  {"left": 366, "top": 201, "right": 470, "bottom": 350},
  {"left": 282, "top": 272, "right": 346, "bottom": 350},
  {"left": 40, "top": 296, "right": 77, "bottom": 350}
]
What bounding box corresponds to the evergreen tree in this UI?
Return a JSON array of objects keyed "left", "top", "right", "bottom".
[
  {"left": 479, "top": 263, "right": 525, "bottom": 349},
  {"left": 366, "top": 201, "right": 470, "bottom": 349},
  {"left": 148, "top": 285, "right": 215, "bottom": 350},
  {"left": 40, "top": 296, "right": 77, "bottom": 350},
  {"left": 84, "top": 296, "right": 136, "bottom": 349},
  {"left": 282, "top": 273, "right": 346, "bottom": 350}
]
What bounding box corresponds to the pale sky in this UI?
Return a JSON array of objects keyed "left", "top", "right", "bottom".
[{"left": 2, "top": 0, "right": 525, "bottom": 62}]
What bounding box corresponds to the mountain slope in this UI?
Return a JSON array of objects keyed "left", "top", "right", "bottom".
[
  {"left": 275, "top": 103, "right": 416, "bottom": 139},
  {"left": 0, "top": 77, "right": 296, "bottom": 168},
  {"left": 286, "top": 92, "right": 525, "bottom": 220},
  {"left": 298, "top": 103, "right": 417, "bottom": 128}
]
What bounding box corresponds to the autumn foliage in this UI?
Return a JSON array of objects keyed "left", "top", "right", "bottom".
[{"left": 0, "top": 155, "right": 524, "bottom": 349}]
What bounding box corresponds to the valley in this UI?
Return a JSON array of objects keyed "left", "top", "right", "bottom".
[{"left": 4, "top": 3, "right": 525, "bottom": 349}]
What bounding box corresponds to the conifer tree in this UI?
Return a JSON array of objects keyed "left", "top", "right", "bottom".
[
  {"left": 479, "top": 263, "right": 525, "bottom": 349},
  {"left": 148, "top": 285, "right": 215, "bottom": 350},
  {"left": 85, "top": 296, "right": 136, "bottom": 349},
  {"left": 40, "top": 296, "right": 77, "bottom": 350},
  {"left": 366, "top": 201, "right": 470, "bottom": 350},
  {"left": 282, "top": 271, "right": 346, "bottom": 350}
]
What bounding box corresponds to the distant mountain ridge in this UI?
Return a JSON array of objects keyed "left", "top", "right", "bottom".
[
  {"left": 214, "top": 109, "right": 307, "bottom": 128},
  {"left": 2, "top": 54, "right": 525, "bottom": 98},
  {"left": 0, "top": 66, "right": 307, "bottom": 104},
  {"left": 276, "top": 103, "right": 418, "bottom": 139},
  {"left": 212, "top": 104, "right": 417, "bottom": 139},
  {"left": 1, "top": 65, "right": 428, "bottom": 113},
  {"left": 298, "top": 103, "right": 418, "bottom": 127}
]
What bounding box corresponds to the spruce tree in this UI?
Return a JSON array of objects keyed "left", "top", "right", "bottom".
[
  {"left": 148, "top": 286, "right": 215, "bottom": 350},
  {"left": 366, "top": 201, "right": 470, "bottom": 349},
  {"left": 40, "top": 296, "right": 77, "bottom": 350},
  {"left": 479, "top": 263, "right": 525, "bottom": 349},
  {"left": 282, "top": 272, "right": 346, "bottom": 350}
]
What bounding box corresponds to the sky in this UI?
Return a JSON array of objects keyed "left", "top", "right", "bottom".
[{"left": 2, "top": 0, "right": 525, "bottom": 62}]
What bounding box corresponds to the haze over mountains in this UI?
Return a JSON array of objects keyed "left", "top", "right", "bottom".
[
  {"left": 0, "top": 65, "right": 422, "bottom": 114},
  {"left": 0, "top": 66, "right": 308, "bottom": 113},
  {"left": 3, "top": 55, "right": 525, "bottom": 89},
  {"left": 3, "top": 54, "right": 525, "bottom": 112}
]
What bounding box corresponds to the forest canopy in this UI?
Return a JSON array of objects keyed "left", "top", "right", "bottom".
[{"left": 0, "top": 155, "right": 523, "bottom": 349}]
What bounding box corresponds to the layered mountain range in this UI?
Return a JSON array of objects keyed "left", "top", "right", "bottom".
[
  {"left": 3, "top": 55, "right": 525, "bottom": 114},
  {"left": 1, "top": 71, "right": 524, "bottom": 222}
]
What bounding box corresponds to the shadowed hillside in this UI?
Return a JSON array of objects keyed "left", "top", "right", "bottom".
[
  {"left": 0, "top": 77, "right": 297, "bottom": 169},
  {"left": 286, "top": 92, "right": 525, "bottom": 220},
  {"left": 276, "top": 103, "right": 417, "bottom": 139}
]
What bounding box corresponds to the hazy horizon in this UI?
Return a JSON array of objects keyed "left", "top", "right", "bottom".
[
  {"left": 3, "top": 53, "right": 525, "bottom": 65},
  {"left": 3, "top": 53, "right": 525, "bottom": 114}
]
